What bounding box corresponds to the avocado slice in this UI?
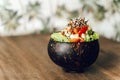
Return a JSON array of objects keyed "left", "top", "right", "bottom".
[{"left": 51, "top": 32, "right": 69, "bottom": 42}]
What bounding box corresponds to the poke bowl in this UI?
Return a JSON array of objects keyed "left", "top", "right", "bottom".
[{"left": 48, "top": 18, "right": 100, "bottom": 72}]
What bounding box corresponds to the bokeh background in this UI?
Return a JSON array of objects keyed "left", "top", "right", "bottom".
[{"left": 0, "top": 0, "right": 120, "bottom": 41}]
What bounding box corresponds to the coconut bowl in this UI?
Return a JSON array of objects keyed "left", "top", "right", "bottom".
[{"left": 48, "top": 38, "right": 99, "bottom": 72}]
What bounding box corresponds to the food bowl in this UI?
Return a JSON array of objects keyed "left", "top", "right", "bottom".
[{"left": 48, "top": 38, "right": 99, "bottom": 72}]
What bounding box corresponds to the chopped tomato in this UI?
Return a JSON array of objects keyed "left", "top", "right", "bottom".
[{"left": 78, "top": 25, "right": 88, "bottom": 36}]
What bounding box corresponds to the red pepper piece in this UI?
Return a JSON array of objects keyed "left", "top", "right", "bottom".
[{"left": 78, "top": 25, "right": 88, "bottom": 36}]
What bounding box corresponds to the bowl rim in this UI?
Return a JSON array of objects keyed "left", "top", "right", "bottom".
[
  {"left": 50, "top": 31, "right": 99, "bottom": 43},
  {"left": 50, "top": 38, "right": 99, "bottom": 43}
]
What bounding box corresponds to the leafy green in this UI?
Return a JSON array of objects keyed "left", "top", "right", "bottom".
[
  {"left": 86, "top": 29, "right": 94, "bottom": 35},
  {"left": 85, "top": 32, "right": 99, "bottom": 42}
]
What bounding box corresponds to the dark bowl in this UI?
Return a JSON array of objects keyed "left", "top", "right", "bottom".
[{"left": 48, "top": 38, "right": 99, "bottom": 72}]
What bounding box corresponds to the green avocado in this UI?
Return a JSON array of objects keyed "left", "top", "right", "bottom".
[
  {"left": 51, "top": 32, "right": 99, "bottom": 42},
  {"left": 51, "top": 32, "right": 69, "bottom": 42}
]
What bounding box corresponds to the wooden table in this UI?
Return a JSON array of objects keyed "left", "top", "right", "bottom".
[{"left": 0, "top": 34, "right": 120, "bottom": 80}]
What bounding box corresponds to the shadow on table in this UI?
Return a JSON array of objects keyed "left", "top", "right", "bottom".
[
  {"left": 95, "top": 49, "right": 119, "bottom": 69},
  {"left": 85, "top": 49, "right": 119, "bottom": 73}
]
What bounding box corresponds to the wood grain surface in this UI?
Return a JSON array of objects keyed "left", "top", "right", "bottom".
[{"left": 0, "top": 34, "right": 120, "bottom": 80}]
